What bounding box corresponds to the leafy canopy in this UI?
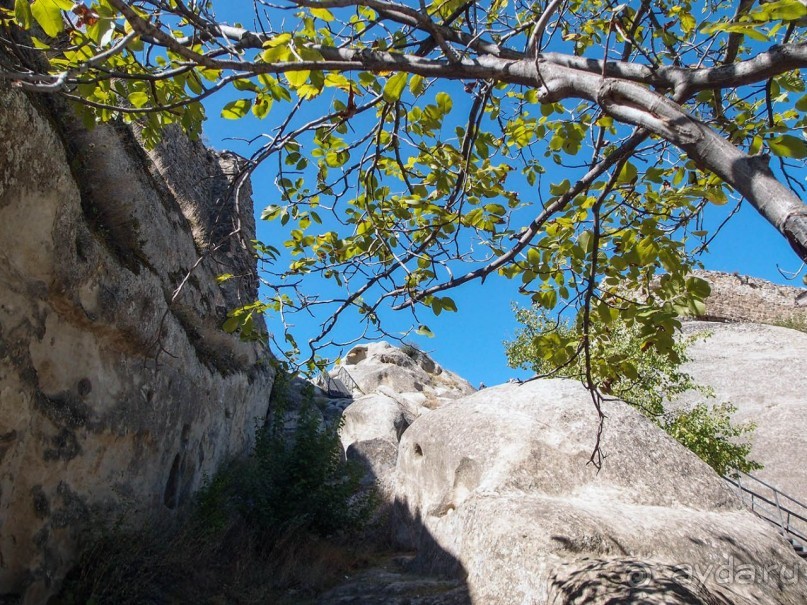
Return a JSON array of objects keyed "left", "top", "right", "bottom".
[{"left": 2, "top": 0, "right": 807, "bottom": 378}]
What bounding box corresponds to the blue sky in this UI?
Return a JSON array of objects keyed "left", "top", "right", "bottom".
[
  {"left": 198, "top": 3, "right": 807, "bottom": 387},
  {"left": 203, "top": 111, "right": 805, "bottom": 387}
]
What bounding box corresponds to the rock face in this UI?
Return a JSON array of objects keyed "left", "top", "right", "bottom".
[
  {"left": 334, "top": 342, "right": 475, "bottom": 405},
  {"left": 0, "top": 84, "right": 273, "bottom": 599},
  {"left": 392, "top": 380, "right": 807, "bottom": 605},
  {"left": 681, "top": 320, "right": 807, "bottom": 504},
  {"left": 693, "top": 269, "right": 807, "bottom": 327},
  {"left": 335, "top": 343, "right": 474, "bottom": 499}
]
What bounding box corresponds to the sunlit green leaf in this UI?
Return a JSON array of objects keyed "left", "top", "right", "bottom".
[
  {"left": 383, "top": 71, "right": 407, "bottom": 103},
  {"left": 769, "top": 135, "right": 807, "bottom": 158},
  {"left": 221, "top": 98, "right": 252, "bottom": 119},
  {"left": 128, "top": 91, "right": 149, "bottom": 108},
  {"left": 30, "top": 0, "right": 64, "bottom": 37},
  {"left": 14, "top": 0, "right": 33, "bottom": 29},
  {"left": 310, "top": 7, "right": 334, "bottom": 20},
  {"left": 285, "top": 70, "right": 310, "bottom": 89},
  {"left": 416, "top": 324, "right": 435, "bottom": 337}
]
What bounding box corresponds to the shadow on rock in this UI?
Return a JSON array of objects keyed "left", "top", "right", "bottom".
[
  {"left": 547, "top": 558, "right": 734, "bottom": 605},
  {"left": 316, "top": 449, "right": 472, "bottom": 604}
]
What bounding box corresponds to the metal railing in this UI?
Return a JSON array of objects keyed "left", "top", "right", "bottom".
[
  {"left": 725, "top": 471, "right": 807, "bottom": 554},
  {"left": 317, "top": 366, "right": 363, "bottom": 398}
]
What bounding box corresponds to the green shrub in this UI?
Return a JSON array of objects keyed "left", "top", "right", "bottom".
[
  {"left": 662, "top": 402, "right": 761, "bottom": 477},
  {"left": 505, "top": 305, "right": 761, "bottom": 476},
  {"left": 228, "top": 402, "right": 377, "bottom": 538}
]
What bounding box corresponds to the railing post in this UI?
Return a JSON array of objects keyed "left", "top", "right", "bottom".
[{"left": 773, "top": 491, "right": 788, "bottom": 539}]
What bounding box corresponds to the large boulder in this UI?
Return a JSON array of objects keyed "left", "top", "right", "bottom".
[
  {"left": 680, "top": 320, "right": 807, "bottom": 504},
  {"left": 393, "top": 380, "right": 807, "bottom": 604},
  {"left": 691, "top": 270, "right": 807, "bottom": 326},
  {"left": 0, "top": 84, "right": 273, "bottom": 599},
  {"left": 336, "top": 343, "right": 473, "bottom": 500}
]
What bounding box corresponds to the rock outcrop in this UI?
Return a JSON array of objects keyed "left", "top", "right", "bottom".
[
  {"left": 0, "top": 83, "right": 273, "bottom": 599},
  {"left": 334, "top": 342, "right": 475, "bottom": 499},
  {"left": 333, "top": 342, "right": 475, "bottom": 405},
  {"left": 327, "top": 342, "right": 806, "bottom": 603},
  {"left": 692, "top": 269, "right": 807, "bottom": 327},
  {"left": 392, "top": 380, "right": 807, "bottom": 604},
  {"left": 681, "top": 320, "right": 807, "bottom": 504}
]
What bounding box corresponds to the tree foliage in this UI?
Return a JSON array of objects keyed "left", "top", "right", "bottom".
[
  {"left": 505, "top": 306, "right": 762, "bottom": 476},
  {"left": 1, "top": 0, "right": 806, "bottom": 431}
]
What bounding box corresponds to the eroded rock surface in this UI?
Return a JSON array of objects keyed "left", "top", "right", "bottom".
[
  {"left": 681, "top": 320, "right": 807, "bottom": 504},
  {"left": 0, "top": 84, "right": 273, "bottom": 600},
  {"left": 334, "top": 342, "right": 475, "bottom": 406},
  {"left": 334, "top": 343, "right": 474, "bottom": 499},
  {"left": 392, "top": 380, "right": 807, "bottom": 605}
]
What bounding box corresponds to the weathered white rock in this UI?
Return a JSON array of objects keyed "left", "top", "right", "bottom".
[
  {"left": 393, "top": 380, "right": 807, "bottom": 605},
  {"left": 0, "top": 85, "right": 273, "bottom": 600},
  {"left": 340, "top": 394, "right": 415, "bottom": 447},
  {"left": 333, "top": 342, "right": 475, "bottom": 407},
  {"left": 335, "top": 343, "right": 473, "bottom": 501},
  {"left": 681, "top": 321, "right": 807, "bottom": 504}
]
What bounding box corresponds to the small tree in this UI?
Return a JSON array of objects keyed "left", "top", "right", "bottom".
[{"left": 505, "top": 305, "right": 761, "bottom": 476}]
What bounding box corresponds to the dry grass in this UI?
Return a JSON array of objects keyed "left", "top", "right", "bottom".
[{"left": 54, "top": 513, "right": 377, "bottom": 605}]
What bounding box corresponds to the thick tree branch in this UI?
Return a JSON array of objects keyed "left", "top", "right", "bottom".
[
  {"left": 103, "top": 1, "right": 807, "bottom": 97},
  {"left": 58, "top": 3, "right": 807, "bottom": 278}
]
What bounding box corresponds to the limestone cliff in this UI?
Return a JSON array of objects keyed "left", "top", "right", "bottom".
[{"left": 0, "top": 82, "right": 274, "bottom": 600}]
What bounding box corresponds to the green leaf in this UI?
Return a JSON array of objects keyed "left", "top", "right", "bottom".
[
  {"left": 704, "top": 186, "right": 727, "bottom": 206},
  {"left": 688, "top": 298, "right": 707, "bottom": 317},
  {"left": 222, "top": 316, "right": 241, "bottom": 333},
  {"left": 310, "top": 7, "right": 334, "bottom": 21},
  {"left": 436, "top": 91, "right": 453, "bottom": 114},
  {"left": 221, "top": 98, "right": 252, "bottom": 119},
  {"left": 383, "top": 72, "right": 407, "bottom": 103},
  {"left": 86, "top": 17, "right": 114, "bottom": 46},
  {"left": 263, "top": 33, "right": 292, "bottom": 47},
  {"left": 233, "top": 78, "right": 260, "bottom": 92},
  {"left": 216, "top": 273, "right": 235, "bottom": 284},
  {"left": 285, "top": 70, "right": 310, "bottom": 89},
  {"left": 578, "top": 230, "right": 593, "bottom": 253},
  {"left": 261, "top": 205, "right": 282, "bottom": 220},
  {"left": 431, "top": 297, "right": 443, "bottom": 316},
  {"left": 769, "top": 135, "right": 807, "bottom": 159},
  {"left": 409, "top": 74, "right": 425, "bottom": 96},
  {"left": 549, "top": 179, "right": 570, "bottom": 196},
  {"left": 324, "top": 73, "right": 352, "bottom": 90},
  {"left": 30, "top": 0, "right": 64, "bottom": 37},
  {"left": 252, "top": 95, "right": 272, "bottom": 119},
  {"left": 14, "top": 0, "right": 33, "bottom": 29},
  {"left": 440, "top": 297, "right": 457, "bottom": 312},
  {"left": 416, "top": 324, "right": 435, "bottom": 338},
  {"left": 617, "top": 161, "right": 638, "bottom": 184},
  {"left": 262, "top": 44, "right": 293, "bottom": 63},
  {"left": 750, "top": 0, "right": 807, "bottom": 21},
  {"left": 128, "top": 91, "right": 149, "bottom": 108},
  {"left": 686, "top": 276, "right": 712, "bottom": 300},
  {"left": 679, "top": 11, "right": 696, "bottom": 33}
]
